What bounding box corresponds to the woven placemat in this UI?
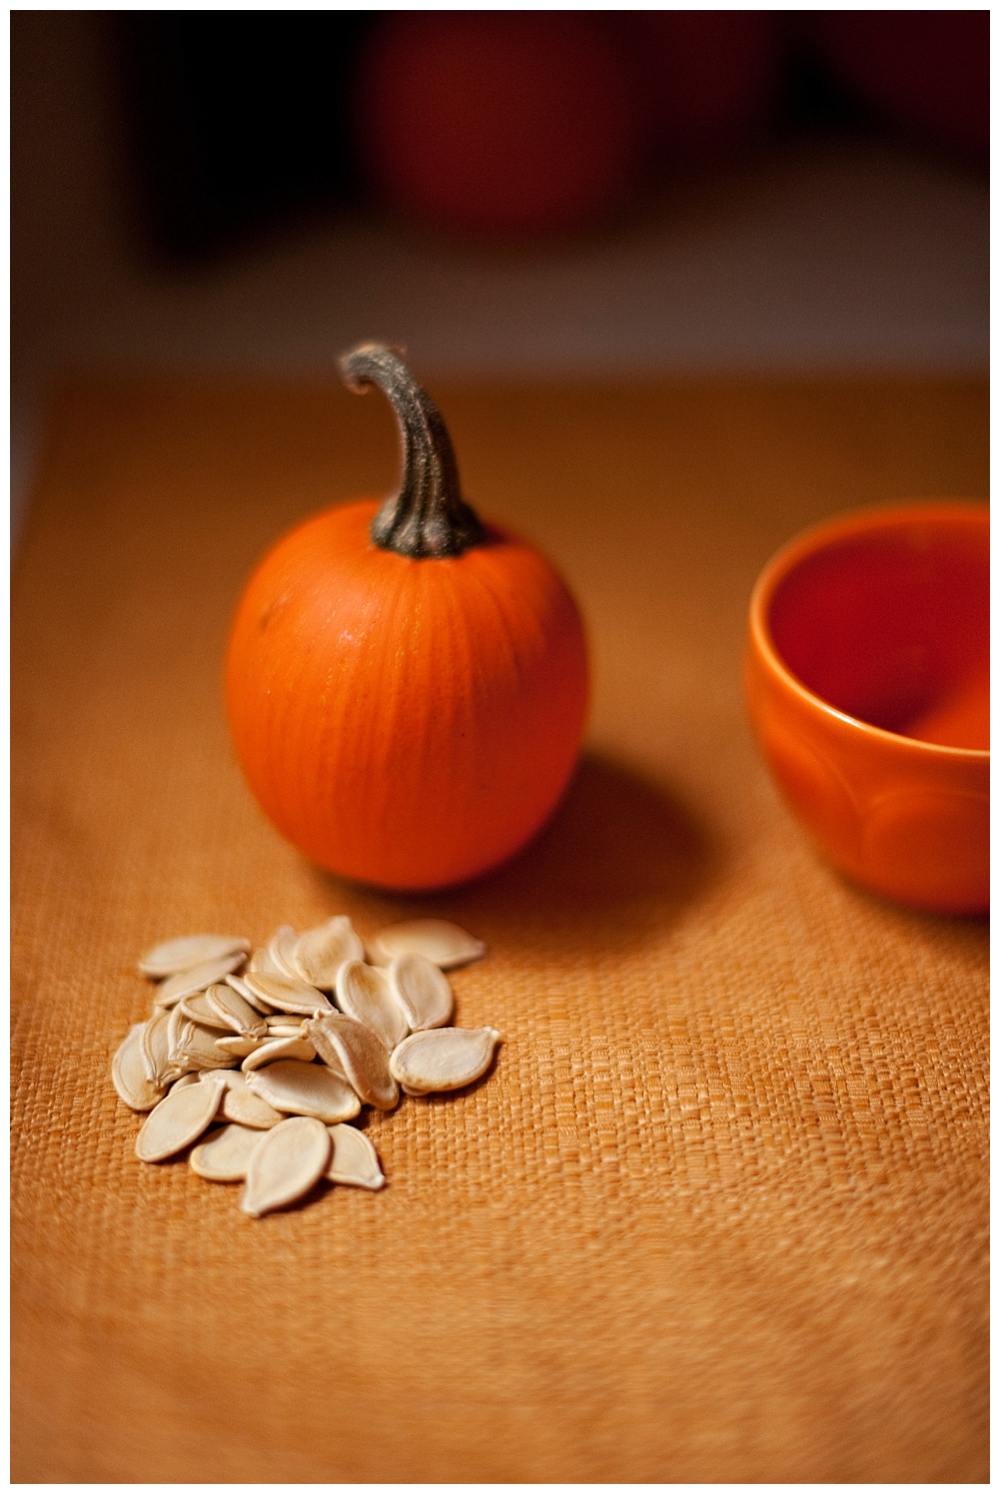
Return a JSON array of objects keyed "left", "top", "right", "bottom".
[{"left": 12, "top": 376, "right": 988, "bottom": 1482}]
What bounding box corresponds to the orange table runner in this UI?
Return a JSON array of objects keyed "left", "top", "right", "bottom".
[{"left": 12, "top": 376, "right": 988, "bottom": 1481}]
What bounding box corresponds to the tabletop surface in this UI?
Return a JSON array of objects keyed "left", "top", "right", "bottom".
[{"left": 11, "top": 374, "right": 988, "bottom": 1482}]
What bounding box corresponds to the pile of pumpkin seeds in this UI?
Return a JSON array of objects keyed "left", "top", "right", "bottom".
[{"left": 111, "top": 917, "right": 501, "bottom": 1217}]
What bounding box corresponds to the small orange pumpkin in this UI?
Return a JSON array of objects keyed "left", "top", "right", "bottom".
[{"left": 226, "top": 344, "right": 589, "bottom": 891}]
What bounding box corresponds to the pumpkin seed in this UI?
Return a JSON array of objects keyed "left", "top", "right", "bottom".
[
  {"left": 112, "top": 1023, "right": 165, "bottom": 1111},
  {"left": 226, "top": 972, "right": 272, "bottom": 1012},
  {"left": 241, "top": 1116, "right": 331, "bottom": 1218},
  {"left": 241, "top": 1036, "right": 317, "bottom": 1071},
  {"left": 138, "top": 934, "right": 250, "bottom": 979},
  {"left": 243, "top": 971, "right": 333, "bottom": 1017},
  {"left": 326, "top": 1124, "right": 385, "bottom": 1190},
  {"left": 166, "top": 1002, "right": 190, "bottom": 1067},
  {"left": 135, "top": 1080, "right": 223, "bottom": 1162},
  {"left": 206, "top": 983, "right": 269, "bottom": 1039},
  {"left": 198, "top": 1069, "right": 283, "bottom": 1128},
  {"left": 176, "top": 1020, "right": 239, "bottom": 1071},
  {"left": 177, "top": 992, "right": 232, "bottom": 1030},
  {"left": 293, "top": 915, "right": 365, "bottom": 989},
  {"left": 115, "top": 917, "right": 501, "bottom": 1217},
  {"left": 215, "top": 1034, "right": 266, "bottom": 1059},
  {"left": 139, "top": 1008, "right": 175, "bottom": 1088},
  {"left": 198, "top": 1068, "right": 239, "bottom": 1087},
  {"left": 221, "top": 1085, "right": 282, "bottom": 1130},
  {"left": 388, "top": 953, "right": 454, "bottom": 1031},
  {"left": 247, "top": 945, "right": 283, "bottom": 977},
  {"left": 264, "top": 1019, "right": 306, "bottom": 1039},
  {"left": 317, "top": 1047, "right": 351, "bottom": 1085},
  {"left": 389, "top": 1027, "right": 501, "bottom": 1094},
  {"left": 266, "top": 925, "right": 301, "bottom": 980},
  {"left": 152, "top": 954, "right": 247, "bottom": 1008},
  {"left": 245, "top": 1059, "right": 361, "bottom": 1124},
  {"left": 190, "top": 1123, "right": 265, "bottom": 1182},
  {"left": 335, "top": 960, "right": 409, "bottom": 1050},
  {"left": 367, "top": 919, "right": 486, "bottom": 970},
  {"left": 306, "top": 1013, "right": 399, "bottom": 1111},
  {"left": 170, "top": 1073, "right": 201, "bottom": 1093}
]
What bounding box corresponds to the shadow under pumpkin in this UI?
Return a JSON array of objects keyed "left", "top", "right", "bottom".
[{"left": 308, "top": 752, "right": 720, "bottom": 960}]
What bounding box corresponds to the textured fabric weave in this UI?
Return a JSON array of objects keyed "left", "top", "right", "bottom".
[{"left": 11, "top": 377, "right": 988, "bottom": 1482}]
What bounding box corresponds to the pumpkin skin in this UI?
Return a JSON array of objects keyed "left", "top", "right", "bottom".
[{"left": 226, "top": 498, "right": 589, "bottom": 891}]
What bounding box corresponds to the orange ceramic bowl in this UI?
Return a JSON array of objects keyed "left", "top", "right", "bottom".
[{"left": 745, "top": 502, "right": 989, "bottom": 914}]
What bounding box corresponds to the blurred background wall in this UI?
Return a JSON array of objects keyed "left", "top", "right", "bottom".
[{"left": 10, "top": 10, "right": 988, "bottom": 543}]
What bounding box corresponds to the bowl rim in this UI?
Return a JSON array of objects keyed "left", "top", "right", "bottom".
[{"left": 748, "top": 499, "right": 990, "bottom": 762}]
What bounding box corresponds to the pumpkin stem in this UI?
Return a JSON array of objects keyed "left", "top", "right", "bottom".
[{"left": 340, "top": 343, "right": 488, "bottom": 559}]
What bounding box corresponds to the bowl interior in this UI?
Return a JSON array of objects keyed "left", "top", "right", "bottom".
[{"left": 767, "top": 512, "right": 988, "bottom": 750}]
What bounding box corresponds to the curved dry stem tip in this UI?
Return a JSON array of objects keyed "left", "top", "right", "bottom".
[{"left": 339, "top": 342, "right": 487, "bottom": 559}]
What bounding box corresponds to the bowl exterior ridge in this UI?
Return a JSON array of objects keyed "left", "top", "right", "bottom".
[{"left": 745, "top": 501, "right": 989, "bottom": 914}]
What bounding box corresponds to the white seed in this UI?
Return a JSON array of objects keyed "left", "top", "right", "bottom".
[
  {"left": 243, "top": 972, "right": 333, "bottom": 1017},
  {"left": 264, "top": 1017, "right": 306, "bottom": 1039},
  {"left": 247, "top": 945, "right": 283, "bottom": 977},
  {"left": 205, "top": 983, "right": 269, "bottom": 1039},
  {"left": 266, "top": 925, "right": 301, "bottom": 980},
  {"left": 199, "top": 1070, "right": 283, "bottom": 1128},
  {"left": 335, "top": 960, "right": 409, "bottom": 1050},
  {"left": 221, "top": 1078, "right": 283, "bottom": 1128},
  {"left": 226, "top": 972, "right": 272, "bottom": 1013},
  {"left": 306, "top": 1013, "right": 399, "bottom": 1111},
  {"left": 245, "top": 1059, "right": 361, "bottom": 1124},
  {"left": 199, "top": 1068, "right": 239, "bottom": 1086},
  {"left": 388, "top": 953, "right": 454, "bottom": 1030},
  {"left": 241, "top": 1036, "right": 317, "bottom": 1071},
  {"left": 177, "top": 992, "right": 232, "bottom": 1030},
  {"left": 316, "top": 1047, "right": 350, "bottom": 1085},
  {"left": 140, "top": 1008, "right": 175, "bottom": 1088},
  {"left": 117, "top": 919, "right": 501, "bottom": 1215},
  {"left": 241, "top": 1116, "right": 331, "bottom": 1218},
  {"left": 111, "top": 1023, "right": 165, "bottom": 1111},
  {"left": 166, "top": 1002, "right": 189, "bottom": 1067},
  {"left": 170, "top": 1073, "right": 201, "bottom": 1093},
  {"left": 153, "top": 954, "right": 247, "bottom": 1008},
  {"left": 135, "top": 1080, "right": 223, "bottom": 1162},
  {"left": 293, "top": 915, "right": 365, "bottom": 989},
  {"left": 367, "top": 919, "right": 486, "bottom": 970},
  {"left": 138, "top": 934, "right": 250, "bottom": 979},
  {"left": 191, "top": 1124, "right": 268, "bottom": 1181},
  {"left": 326, "top": 1124, "right": 385, "bottom": 1190},
  {"left": 216, "top": 1035, "right": 266, "bottom": 1059},
  {"left": 389, "top": 1027, "right": 501, "bottom": 1094},
  {"left": 177, "top": 1020, "right": 240, "bottom": 1071}
]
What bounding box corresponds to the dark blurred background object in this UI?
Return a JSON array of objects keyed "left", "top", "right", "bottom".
[
  {"left": 117, "top": 12, "right": 378, "bottom": 259},
  {"left": 351, "top": 12, "right": 643, "bottom": 240},
  {"left": 110, "top": 9, "right": 988, "bottom": 256},
  {"left": 622, "top": 11, "right": 784, "bottom": 166},
  {"left": 811, "top": 10, "right": 989, "bottom": 162}
]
